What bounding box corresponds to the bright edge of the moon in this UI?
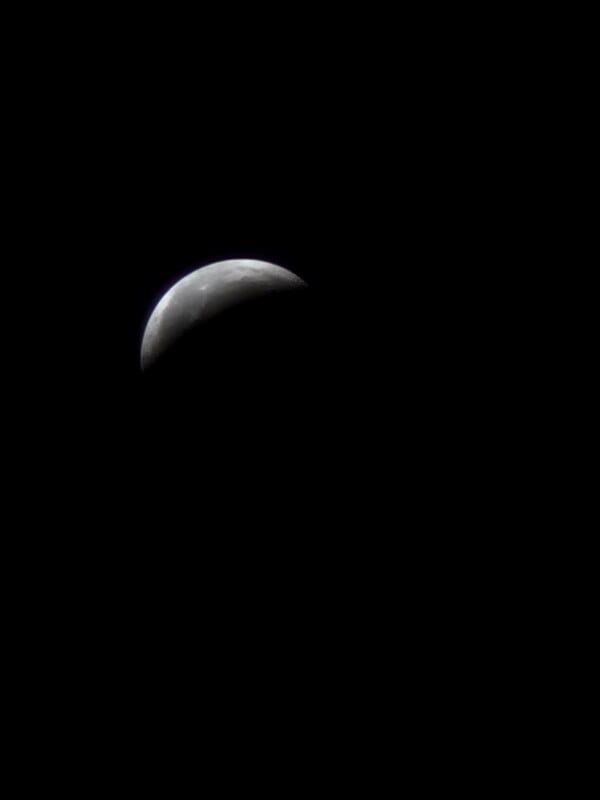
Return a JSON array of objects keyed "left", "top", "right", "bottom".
[{"left": 140, "top": 259, "right": 307, "bottom": 371}]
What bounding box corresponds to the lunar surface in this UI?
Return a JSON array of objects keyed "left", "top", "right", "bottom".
[{"left": 141, "top": 259, "right": 307, "bottom": 370}]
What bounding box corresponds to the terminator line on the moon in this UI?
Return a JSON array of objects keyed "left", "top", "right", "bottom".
[{"left": 141, "top": 259, "right": 307, "bottom": 370}]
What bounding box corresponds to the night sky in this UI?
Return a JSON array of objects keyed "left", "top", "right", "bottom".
[{"left": 6, "top": 13, "right": 530, "bottom": 785}]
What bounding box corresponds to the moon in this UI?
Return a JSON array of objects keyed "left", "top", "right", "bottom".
[{"left": 141, "top": 259, "right": 307, "bottom": 371}]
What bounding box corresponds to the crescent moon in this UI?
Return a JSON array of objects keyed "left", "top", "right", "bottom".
[{"left": 141, "top": 259, "right": 307, "bottom": 371}]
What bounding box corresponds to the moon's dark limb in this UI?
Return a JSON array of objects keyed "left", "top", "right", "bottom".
[{"left": 140, "top": 259, "right": 307, "bottom": 371}]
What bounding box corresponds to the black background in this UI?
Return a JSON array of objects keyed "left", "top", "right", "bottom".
[{"left": 5, "top": 11, "right": 542, "bottom": 786}]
